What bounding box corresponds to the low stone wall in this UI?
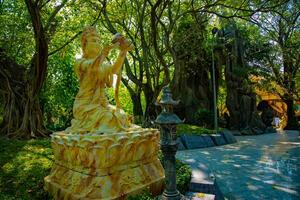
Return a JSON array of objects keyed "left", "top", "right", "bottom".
[{"left": 178, "top": 130, "right": 237, "bottom": 150}]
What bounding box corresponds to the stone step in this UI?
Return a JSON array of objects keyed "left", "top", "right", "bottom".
[
  {"left": 185, "top": 192, "right": 215, "bottom": 200},
  {"left": 178, "top": 159, "right": 224, "bottom": 200}
]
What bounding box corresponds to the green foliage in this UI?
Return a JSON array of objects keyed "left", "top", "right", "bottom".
[
  {"left": 106, "top": 85, "right": 134, "bottom": 116},
  {"left": 0, "top": 137, "right": 53, "bottom": 200},
  {"left": 128, "top": 190, "right": 159, "bottom": 200},
  {"left": 218, "top": 86, "right": 227, "bottom": 115},
  {"left": 173, "top": 14, "right": 210, "bottom": 75},
  {"left": 0, "top": 99, "right": 3, "bottom": 124},
  {"left": 1, "top": 0, "right": 297, "bottom": 133},
  {"left": 177, "top": 124, "right": 216, "bottom": 136},
  {"left": 193, "top": 109, "right": 214, "bottom": 128},
  {"left": 40, "top": 50, "right": 79, "bottom": 131},
  {"left": 232, "top": 67, "right": 249, "bottom": 78},
  {"left": 176, "top": 159, "right": 192, "bottom": 193},
  {"left": 0, "top": 0, "right": 34, "bottom": 64}
]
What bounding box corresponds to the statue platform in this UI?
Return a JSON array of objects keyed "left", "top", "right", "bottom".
[{"left": 44, "top": 129, "right": 164, "bottom": 199}]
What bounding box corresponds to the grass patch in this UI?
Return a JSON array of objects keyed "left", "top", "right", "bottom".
[
  {"left": 0, "top": 137, "right": 191, "bottom": 200},
  {"left": 176, "top": 159, "right": 192, "bottom": 193},
  {"left": 0, "top": 137, "right": 53, "bottom": 200},
  {"left": 177, "top": 124, "right": 217, "bottom": 136}
]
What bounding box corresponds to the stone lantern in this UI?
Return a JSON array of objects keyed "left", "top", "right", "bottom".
[{"left": 155, "top": 86, "right": 185, "bottom": 200}]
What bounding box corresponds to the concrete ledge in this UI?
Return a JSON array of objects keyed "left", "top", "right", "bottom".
[
  {"left": 185, "top": 192, "right": 215, "bottom": 200},
  {"left": 183, "top": 161, "right": 224, "bottom": 200},
  {"left": 181, "top": 135, "right": 209, "bottom": 149},
  {"left": 219, "top": 130, "right": 237, "bottom": 144},
  {"left": 201, "top": 135, "right": 215, "bottom": 147},
  {"left": 179, "top": 132, "right": 237, "bottom": 150},
  {"left": 209, "top": 134, "right": 226, "bottom": 146}
]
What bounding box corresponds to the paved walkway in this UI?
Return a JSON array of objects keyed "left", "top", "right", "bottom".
[{"left": 177, "top": 130, "right": 300, "bottom": 200}]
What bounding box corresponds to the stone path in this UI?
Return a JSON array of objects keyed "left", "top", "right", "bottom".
[{"left": 177, "top": 130, "right": 300, "bottom": 200}]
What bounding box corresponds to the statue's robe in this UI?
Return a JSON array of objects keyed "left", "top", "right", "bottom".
[{"left": 66, "top": 57, "right": 133, "bottom": 134}]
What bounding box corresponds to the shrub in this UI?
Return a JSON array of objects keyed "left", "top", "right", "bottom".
[{"left": 193, "top": 109, "right": 214, "bottom": 128}]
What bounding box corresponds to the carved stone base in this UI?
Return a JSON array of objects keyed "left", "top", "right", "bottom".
[{"left": 44, "top": 129, "right": 165, "bottom": 199}]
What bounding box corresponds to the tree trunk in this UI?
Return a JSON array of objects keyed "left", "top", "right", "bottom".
[
  {"left": 283, "top": 95, "right": 298, "bottom": 130},
  {"left": 130, "top": 93, "right": 143, "bottom": 117},
  {"left": 0, "top": 0, "right": 50, "bottom": 138},
  {"left": 0, "top": 49, "right": 49, "bottom": 138},
  {"left": 1, "top": 94, "right": 48, "bottom": 139},
  {"left": 142, "top": 84, "right": 157, "bottom": 119},
  {"left": 172, "top": 59, "right": 211, "bottom": 124}
]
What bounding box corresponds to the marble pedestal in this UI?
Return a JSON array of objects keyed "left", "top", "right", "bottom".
[{"left": 44, "top": 129, "right": 165, "bottom": 199}]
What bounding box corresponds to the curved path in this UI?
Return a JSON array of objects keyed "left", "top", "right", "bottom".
[{"left": 177, "top": 130, "right": 300, "bottom": 200}]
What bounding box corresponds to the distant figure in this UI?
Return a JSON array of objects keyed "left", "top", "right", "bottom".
[{"left": 273, "top": 117, "right": 280, "bottom": 128}]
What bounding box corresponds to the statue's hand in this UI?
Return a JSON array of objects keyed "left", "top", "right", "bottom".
[
  {"left": 119, "top": 39, "right": 134, "bottom": 51},
  {"left": 112, "top": 33, "right": 134, "bottom": 52},
  {"left": 101, "top": 43, "right": 119, "bottom": 57}
]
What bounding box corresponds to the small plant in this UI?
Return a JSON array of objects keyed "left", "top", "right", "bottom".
[
  {"left": 176, "top": 159, "right": 192, "bottom": 193},
  {"left": 193, "top": 109, "right": 214, "bottom": 128},
  {"left": 177, "top": 124, "right": 216, "bottom": 136}
]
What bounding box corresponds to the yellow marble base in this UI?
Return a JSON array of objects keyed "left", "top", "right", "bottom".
[{"left": 44, "top": 129, "right": 165, "bottom": 200}]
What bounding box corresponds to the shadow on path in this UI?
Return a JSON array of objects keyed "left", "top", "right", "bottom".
[{"left": 177, "top": 131, "right": 300, "bottom": 200}]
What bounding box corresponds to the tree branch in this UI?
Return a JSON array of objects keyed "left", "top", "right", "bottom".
[
  {"left": 45, "top": 0, "right": 68, "bottom": 32},
  {"left": 48, "top": 5, "right": 103, "bottom": 56},
  {"left": 100, "top": 1, "right": 142, "bottom": 86},
  {"left": 48, "top": 31, "right": 81, "bottom": 56},
  {"left": 38, "top": 0, "right": 51, "bottom": 9}
]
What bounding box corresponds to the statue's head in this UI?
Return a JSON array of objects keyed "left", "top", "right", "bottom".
[{"left": 81, "top": 26, "right": 101, "bottom": 58}]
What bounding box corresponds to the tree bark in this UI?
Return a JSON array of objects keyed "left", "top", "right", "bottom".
[
  {"left": 142, "top": 83, "right": 158, "bottom": 118},
  {"left": 131, "top": 93, "right": 143, "bottom": 117},
  {"left": 0, "top": 49, "right": 49, "bottom": 138},
  {"left": 172, "top": 59, "right": 211, "bottom": 123},
  {"left": 0, "top": 0, "right": 50, "bottom": 138},
  {"left": 283, "top": 95, "right": 298, "bottom": 130}
]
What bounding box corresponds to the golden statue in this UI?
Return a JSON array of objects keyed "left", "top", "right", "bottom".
[
  {"left": 44, "top": 27, "right": 164, "bottom": 200},
  {"left": 66, "top": 27, "right": 137, "bottom": 134}
]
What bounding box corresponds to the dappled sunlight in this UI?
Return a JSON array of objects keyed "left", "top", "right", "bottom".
[
  {"left": 233, "top": 164, "right": 241, "bottom": 168},
  {"left": 192, "top": 169, "right": 210, "bottom": 180},
  {"left": 232, "top": 154, "right": 250, "bottom": 159},
  {"left": 197, "top": 163, "right": 209, "bottom": 171},
  {"left": 280, "top": 141, "right": 300, "bottom": 145},
  {"left": 0, "top": 137, "right": 53, "bottom": 199},
  {"left": 221, "top": 159, "right": 234, "bottom": 164},
  {"left": 247, "top": 184, "right": 260, "bottom": 191},
  {"left": 177, "top": 131, "right": 300, "bottom": 200},
  {"left": 250, "top": 176, "right": 262, "bottom": 181},
  {"left": 273, "top": 185, "right": 300, "bottom": 196},
  {"left": 200, "top": 151, "right": 210, "bottom": 155},
  {"left": 219, "top": 145, "right": 241, "bottom": 151},
  {"left": 185, "top": 158, "right": 196, "bottom": 164}
]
